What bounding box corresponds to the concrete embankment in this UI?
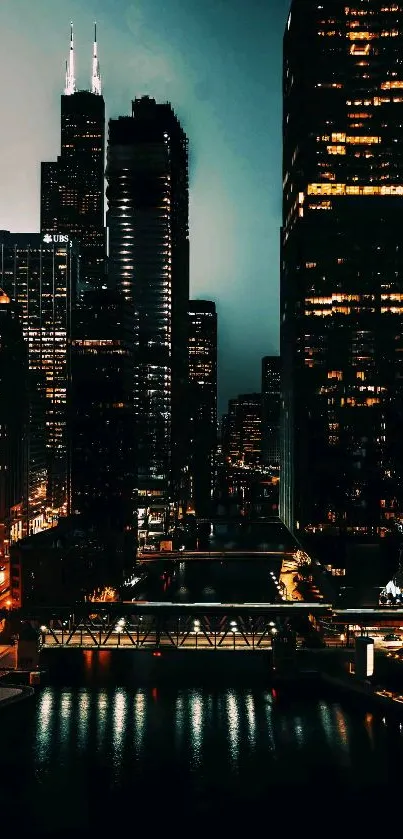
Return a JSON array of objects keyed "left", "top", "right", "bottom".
[{"left": 0, "top": 684, "right": 34, "bottom": 711}]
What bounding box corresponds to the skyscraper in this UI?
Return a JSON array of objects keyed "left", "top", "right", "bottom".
[
  {"left": 0, "top": 291, "right": 27, "bottom": 568},
  {"left": 222, "top": 395, "right": 262, "bottom": 467},
  {"left": 0, "top": 231, "right": 78, "bottom": 524},
  {"left": 41, "top": 24, "right": 105, "bottom": 293},
  {"left": 107, "top": 96, "right": 189, "bottom": 509},
  {"left": 281, "top": 1, "right": 403, "bottom": 542},
  {"left": 262, "top": 356, "right": 280, "bottom": 466},
  {"left": 71, "top": 289, "right": 136, "bottom": 532},
  {"left": 188, "top": 300, "right": 217, "bottom": 515}
]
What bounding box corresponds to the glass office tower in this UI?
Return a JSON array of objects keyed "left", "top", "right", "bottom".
[
  {"left": 41, "top": 27, "right": 105, "bottom": 293},
  {"left": 0, "top": 231, "right": 78, "bottom": 523}
]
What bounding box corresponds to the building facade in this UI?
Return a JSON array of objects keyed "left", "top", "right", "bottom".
[
  {"left": 107, "top": 96, "right": 189, "bottom": 508},
  {"left": 262, "top": 356, "right": 280, "bottom": 466},
  {"left": 0, "top": 291, "right": 27, "bottom": 567},
  {"left": 188, "top": 300, "right": 217, "bottom": 515},
  {"left": 222, "top": 394, "right": 262, "bottom": 467},
  {"left": 41, "top": 27, "right": 105, "bottom": 293},
  {"left": 71, "top": 289, "right": 136, "bottom": 534},
  {"left": 281, "top": 0, "right": 403, "bottom": 540},
  {"left": 0, "top": 231, "right": 78, "bottom": 525}
]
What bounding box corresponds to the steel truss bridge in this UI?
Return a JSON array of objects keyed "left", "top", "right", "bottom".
[
  {"left": 137, "top": 551, "right": 294, "bottom": 564},
  {"left": 6, "top": 602, "right": 331, "bottom": 652},
  {"left": 2, "top": 603, "right": 403, "bottom": 652}
]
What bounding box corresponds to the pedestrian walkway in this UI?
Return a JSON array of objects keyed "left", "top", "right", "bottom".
[{"left": 280, "top": 556, "right": 304, "bottom": 601}]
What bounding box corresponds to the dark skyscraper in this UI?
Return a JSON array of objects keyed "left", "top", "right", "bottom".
[
  {"left": 0, "top": 231, "right": 77, "bottom": 525},
  {"left": 188, "top": 300, "right": 217, "bottom": 516},
  {"left": 107, "top": 96, "right": 189, "bottom": 509},
  {"left": 262, "top": 356, "right": 280, "bottom": 466},
  {"left": 0, "top": 290, "right": 27, "bottom": 567},
  {"left": 71, "top": 289, "right": 136, "bottom": 532},
  {"left": 41, "top": 25, "right": 105, "bottom": 292},
  {"left": 281, "top": 1, "right": 403, "bottom": 542}
]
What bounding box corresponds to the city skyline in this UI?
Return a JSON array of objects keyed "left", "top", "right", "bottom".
[{"left": 0, "top": 0, "right": 290, "bottom": 412}]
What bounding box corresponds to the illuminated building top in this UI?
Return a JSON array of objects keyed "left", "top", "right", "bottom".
[
  {"left": 91, "top": 23, "right": 102, "bottom": 96},
  {"left": 64, "top": 21, "right": 76, "bottom": 96}
]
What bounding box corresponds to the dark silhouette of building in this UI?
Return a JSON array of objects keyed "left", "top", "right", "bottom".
[
  {"left": 222, "top": 394, "right": 262, "bottom": 467},
  {"left": 41, "top": 25, "right": 105, "bottom": 293},
  {"left": 0, "top": 231, "right": 78, "bottom": 524},
  {"left": 188, "top": 300, "right": 217, "bottom": 515},
  {"left": 10, "top": 517, "right": 125, "bottom": 607},
  {"left": 107, "top": 96, "right": 189, "bottom": 510},
  {"left": 71, "top": 289, "right": 136, "bottom": 538},
  {"left": 281, "top": 1, "right": 403, "bottom": 543},
  {"left": 262, "top": 356, "right": 280, "bottom": 466},
  {"left": 0, "top": 291, "right": 27, "bottom": 566}
]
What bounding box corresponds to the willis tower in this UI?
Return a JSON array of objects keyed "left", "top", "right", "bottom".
[{"left": 41, "top": 24, "right": 105, "bottom": 292}]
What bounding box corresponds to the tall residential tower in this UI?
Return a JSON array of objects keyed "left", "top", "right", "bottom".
[
  {"left": 188, "top": 301, "right": 217, "bottom": 515},
  {"left": 281, "top": 1, "right": 403, "bottom": 542},
  {"left": 107, "top": 96, "right": 189, "bottom": 509},
  {"left": 262, "top": 356, "right": 280, "bottom": 466}
]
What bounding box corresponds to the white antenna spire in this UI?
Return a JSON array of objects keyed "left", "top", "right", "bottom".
[
  {"left": 64, "top": 21, "right": 76, "bottom": 95},
  {"left": 91, "top": 22, "right": 102, "bottom": 95}
]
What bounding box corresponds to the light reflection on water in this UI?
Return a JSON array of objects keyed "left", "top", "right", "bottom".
[
  {"left": 189, "top": 691, "right": 203, "bottom": 767},
  {"left": 16, "top": 677, "right": 403, "bottom": 830},
  {"left": 226, "top": 691, "right": 240, "bottom": 767},
  {"left": 77, "top": 691, "right": 91, "bottom": 750}
]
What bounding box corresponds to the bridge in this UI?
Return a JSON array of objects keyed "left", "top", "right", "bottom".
[
  {"left": 2, "top": 602, "right": 331, "bottom": 652},
  {"left": 3, "top": 601, "right": 403, "bottom": 652},
  {"left": 137, "top": 550, "right": 294, "bottom": 564}
]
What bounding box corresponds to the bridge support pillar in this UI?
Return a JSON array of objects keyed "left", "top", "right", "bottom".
[
  {"left": 17, "top": 637, "right": 40, "bottom": 671},
  {"left": 272, "top": 631, "right": 297, "bottom": 679}
]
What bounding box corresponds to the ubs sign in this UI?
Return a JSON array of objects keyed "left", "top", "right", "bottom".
[{"left": 43, "top": 234, "right": 69, "bottom": 245}]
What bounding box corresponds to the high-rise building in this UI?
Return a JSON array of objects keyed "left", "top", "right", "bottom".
[
  {"left": 107, "top": 96, "right": 189, "bottom": 508},
  {"left": 188, "top": 300, "right": 217, "bottom": 515},
  {"left": 71, "top": 289, "right": 136, "bottom": 533},
  {"left": 0, "top": 231, "right": 78, "bottom": 524},
  {"left": 222, "top": 394, "right": 262, "bottom": 467},
  {"left": 0, "top": 290, "right": 27, "bottom": 567},
  {"left": 41, "top": 25, "right": 105, "bottom": 293},
  {"left": 262, "top": 356, "right": 280, "bottom": 466},
  {"left": 281, "top": 1, "right": 403, "bottom": 541}
]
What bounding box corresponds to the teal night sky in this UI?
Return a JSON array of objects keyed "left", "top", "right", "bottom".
[{"left": 0, "top": 0, "right": 290, "bottom": 412}]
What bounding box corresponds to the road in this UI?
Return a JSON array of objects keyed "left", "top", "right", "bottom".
[{"left": 42, "top": 629, "right": 274, "bottom": 650}]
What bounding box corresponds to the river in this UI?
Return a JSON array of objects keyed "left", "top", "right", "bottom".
[
  {"left": 135, "top": 558, "right": 282, "bottom": 602},
  {"left": 0, "top": 651, "right": 402, "bottom": 832}
]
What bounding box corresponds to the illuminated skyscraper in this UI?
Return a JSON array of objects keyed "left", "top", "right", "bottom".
[
  {"left": 188, "top": 301, "right": 217, "bottom": 515},
  {"left": 262, "top": 356, "right": 280, "bottom": 466},
  {"left": 0, "top": 231, "right": 78, "bottom": 524},
  {"left": 281, "top": 1, "right": 403, "bottom": 540},
  {"left": 107, "top": 96, "right": 189, "bottom": 507},
  {"left": 41, "top": 25, "right": 105, "bottom": 292},
  {"left": 223, "top": 394, "right": 262, "bottom": 467}
]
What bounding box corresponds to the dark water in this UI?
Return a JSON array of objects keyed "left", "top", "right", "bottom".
[
  {"left": 1, "top": 652, "right": 402, "bottom": 833},
  {"left": 137, "top": 559, "right": 282, "bottom": 602}
]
